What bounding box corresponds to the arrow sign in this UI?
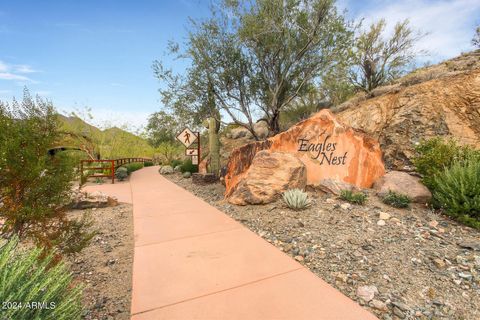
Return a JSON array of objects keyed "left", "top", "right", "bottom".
[
  {"left": 176, "top": 128, "right": 197, "bottom": 148},
  {"left": 185, "top": 148, "right": 198, "bottom": 156}
]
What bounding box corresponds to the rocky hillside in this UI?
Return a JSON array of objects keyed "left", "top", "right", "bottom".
[{"left": 335, "top": 50, "right": 480, "bottom": 170}]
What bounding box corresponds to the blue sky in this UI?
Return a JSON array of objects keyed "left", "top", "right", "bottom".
[{"left": 1, "top": 0, "right": 479, "bottom": 130}]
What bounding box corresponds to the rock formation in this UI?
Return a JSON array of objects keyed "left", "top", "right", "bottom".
[
  {"left": 335, "top": 50, "right": 480, "bottom": 170},
  {"left": 373, "top": 171, "right": 432, "bottom": 203},
  {"left": 228, "top": 151, "right": 307, "bottom": 205},
  {"left": 225, "top": 110, "right": 385, "bottom": 202}
]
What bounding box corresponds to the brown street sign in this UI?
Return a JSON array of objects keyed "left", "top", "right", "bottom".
[
  {"left": 185, "top": 148, "right": 198, "bottom": 156},
  {"left": 176, "top": 128, "right": 197, "bottom": 148},
  {"left": 191, "top": 155, "right": 199, "bottom": 165}
]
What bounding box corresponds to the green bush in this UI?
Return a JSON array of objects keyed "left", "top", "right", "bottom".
[
  {"left": 180, "top": 158, "right": 198, "bottom": 173},
  {"left": 124, "top": 162, "right": 143, "bottom": 174},
  {"left": 283, "top": 189, "right": 311, "bottom": 210},
  {"left": 144, "top": 161, "right": 154, "bottom": 167},
  {"left": 171, "top": 159, "right": 183, "bottom": 168},
  {"left": 433, "top": 158, "right": 480, "bottom": 229},
  {"left": 339, "top": 190, "right": 367, "bottom": 205},
  {"left": 0, "top": 237, "right": 83, "bottom": 319},
  {"left": 382, "top": 191, "right": 411, "bottom": 208},
  {"left": 413, "top": 138, "right": 480, "bottom": 190},
  {"left": 0, "top": 91, "right": 93, "bottom": 253},
  {"left": 115, "top": 167, "right": 128, "bottom": 181}
]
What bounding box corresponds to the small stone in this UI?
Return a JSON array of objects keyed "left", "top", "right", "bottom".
[
  {"left": 340, "top": 203, "right": 352, "bottom": 210},
  {"left": 325, "top": 198, "right": 335, "bottom": 204},
  {"left": 294, "top": 255, "right": 304, "bottom": 262},
  {"left": 428, "top": 220, "right": 439, "bottom": 228},
  {"left": 432, "top": 258, "right": 446, "bottom": 269},
  {"left": 458, "top": 272, "right": 473, "bottom": 280},
  {"left": 453, "top": 279, "right": 462, "bottom": 285},
  {"left": 393, "top": 307, "right": 406, "bottom": 319},
  {"left": 379, "top": 212, "right": 391, "bottom": 220},
  {"left": 377, "top": 220, "right": 386, "bottom": 226},
  {"left": 370, "top": 299, "right": 388, "bottom": 311},
  {"left": 356, "top": 285, "right": 378, "bottom": 302},
  {"left": 333, "top": 272, "right": 348, "bottom": 283},
  {"left": 390, "top": 217, "right": 401, "bottom": 223},
  {"left": 392, "top": 301, "right": 410, "bottom": 312}
]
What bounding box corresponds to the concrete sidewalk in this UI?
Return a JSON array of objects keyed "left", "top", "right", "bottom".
[{"left": 86, "top": 166, "right": 377, "bottom": 319}]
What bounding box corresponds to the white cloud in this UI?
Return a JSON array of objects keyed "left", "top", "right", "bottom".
[
  {"left": 15, "top": 65, "right": 38, "bottom": 74},
  {"left": 0, "top": 61, "right": 8, "bottom": 72},
  {"left": 0, "top": 72, "right": 31, "bottom": 81},
  {"left": 340, "top": 0, "right": 480, "bottom": 61},
  {"left": 0, "top": 60, "right": 38, "bottom": 82}
]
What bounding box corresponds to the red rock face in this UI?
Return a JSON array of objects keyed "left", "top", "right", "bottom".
[{"left": 225, "top": 110, "right": 385, "bottom": 198}]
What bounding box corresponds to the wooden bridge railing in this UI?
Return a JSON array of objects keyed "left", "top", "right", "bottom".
[{"left": 80, "top": 157, "right": 152, "bottom": 184}]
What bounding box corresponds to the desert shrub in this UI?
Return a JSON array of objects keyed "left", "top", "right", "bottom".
[
  {"left": 0, "top": 237, "right": 83, "bottom": 319},
  {"left": 283, "top": 189, "right": 311, "bottom": 210},
  {"left": 180, "top": 158, "right": 197, "bottom": 173},
  {"left": 339, "top": 190, "right": 367, "bottom": 205},
  {"left": 124, "top": 162, "right": 143, "bottom": 174},
  {"left": 382, "top": 191, "right": 411, "bottom": 208},
  {"left": 144, "top": 161, "right": 154, "bottom": 167},
  {"left": 0, "top": 91, "right": 94, "bottom": 253},
  {"left": 413, "top": 138, "right": 480, "bottom": 190},
  {"left": 432, "top": 158, "right": 480, "bottom": 229},
  {"left": 115, "top": 167, "right": 128, "bottom": 181},
  {"left": 171, "top": 159, "right": 183, "bottom": 168}
]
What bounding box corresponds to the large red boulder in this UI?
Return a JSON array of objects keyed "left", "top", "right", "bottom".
[
  {"left": 228, "top": 151, "right": 307, "bottom": 205},
  {"left": 225, "top": 110, "right": 385, "bottom": 200}
]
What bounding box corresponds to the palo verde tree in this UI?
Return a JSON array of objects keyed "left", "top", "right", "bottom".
[
  {"left": 154, "top": 0, "right": 353, "bottom": 138},
  {"left": 0, "top": 90, "right": 95, "bottom": 254},
  {"left": 348, "top": 19, "right": 424, "bottom": 93},
  {"left": 473, "top": 25, "right": 480, "bottom": 48}
]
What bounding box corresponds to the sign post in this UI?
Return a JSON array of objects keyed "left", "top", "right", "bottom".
[{"left": 176, "top": 128, "right": 200, "bottom": 171}]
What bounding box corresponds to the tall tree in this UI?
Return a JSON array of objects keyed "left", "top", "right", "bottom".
[
  {"left": 473, "top": 26, "right": 480, "bottom": 48},
  {"left": 154, "top": 0, "right": 352, "bottom": 138},
  {"left": 348, "top": 19, "right": 424, "bottom": 93}
]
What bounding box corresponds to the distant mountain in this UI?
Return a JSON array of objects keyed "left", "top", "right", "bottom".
[{"left": 56, "top": 114, "right": 154, "bottom": 159}]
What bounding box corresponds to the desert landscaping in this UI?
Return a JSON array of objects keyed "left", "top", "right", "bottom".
[{"left": 1, "top": 1, "right": 480, "bottom": 319}]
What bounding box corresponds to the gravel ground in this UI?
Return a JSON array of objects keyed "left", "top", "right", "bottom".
[
  {"left": 66, "top": 203, "right": 134, "bottom": 320},
  {"left": 166, "top": 173, "right": 480, "bottom": 320}
]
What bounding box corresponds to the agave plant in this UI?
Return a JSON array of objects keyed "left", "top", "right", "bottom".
[{"left": 283, "top": 189, "right": 311, "bottom": 210}]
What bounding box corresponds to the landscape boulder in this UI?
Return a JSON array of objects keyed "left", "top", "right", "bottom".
[
  {"left": 316, "top": 178, "right": 359, "bottom": 195},
  {"left": 228, "top": 151, "right": 307, "bottom": 205},
  {"left": 373, "top": 171, "right": 432, "bottom": 203},
  {"left": 225, "top": 109, "right": 385, "bottom": 200},
  {"left": 70, "top": 190, "right": 118, "bottom": 209},
  {"left": 253, "top": 120, "right": 269, "bottom": 139},
  {"left": 159, "top": 165, "right": 174, "bottom": 175}
]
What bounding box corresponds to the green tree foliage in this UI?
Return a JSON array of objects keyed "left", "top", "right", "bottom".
[
  {"left": 0, "top": 91, "right": 94, "bottom": 253},
  {"left": 349, "top": 19, "right": 424, "bottom": 92},
  {"left": 145, "top": 111, "right": 180, "bottom": 147},
  {"left": 433, "top": 158, "right": 480, "bottom": 229},
  {"left": 153, "top": 142, "right": 183, "bottom": 165},
  {"left": 473, "top": 25, "right": 480, "bottom": 48},
  {"left": 154, "top": 0, "right": 353, "bottom": 138},
  {"left": 0, "top": 237, "right": 83, "bottom": 320}
]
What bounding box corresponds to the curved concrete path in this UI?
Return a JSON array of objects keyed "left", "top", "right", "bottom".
[{"left": 85, "top": 166, "right": 377, "bottom": 320}]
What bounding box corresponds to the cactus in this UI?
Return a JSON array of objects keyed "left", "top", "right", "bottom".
[{"left": 208, "top": 117, "right": 221, "bottom": 176}]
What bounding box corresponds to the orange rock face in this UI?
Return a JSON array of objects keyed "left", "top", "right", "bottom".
[{"left": 225, "top": 110, "right": 385, "bottom": 198}]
